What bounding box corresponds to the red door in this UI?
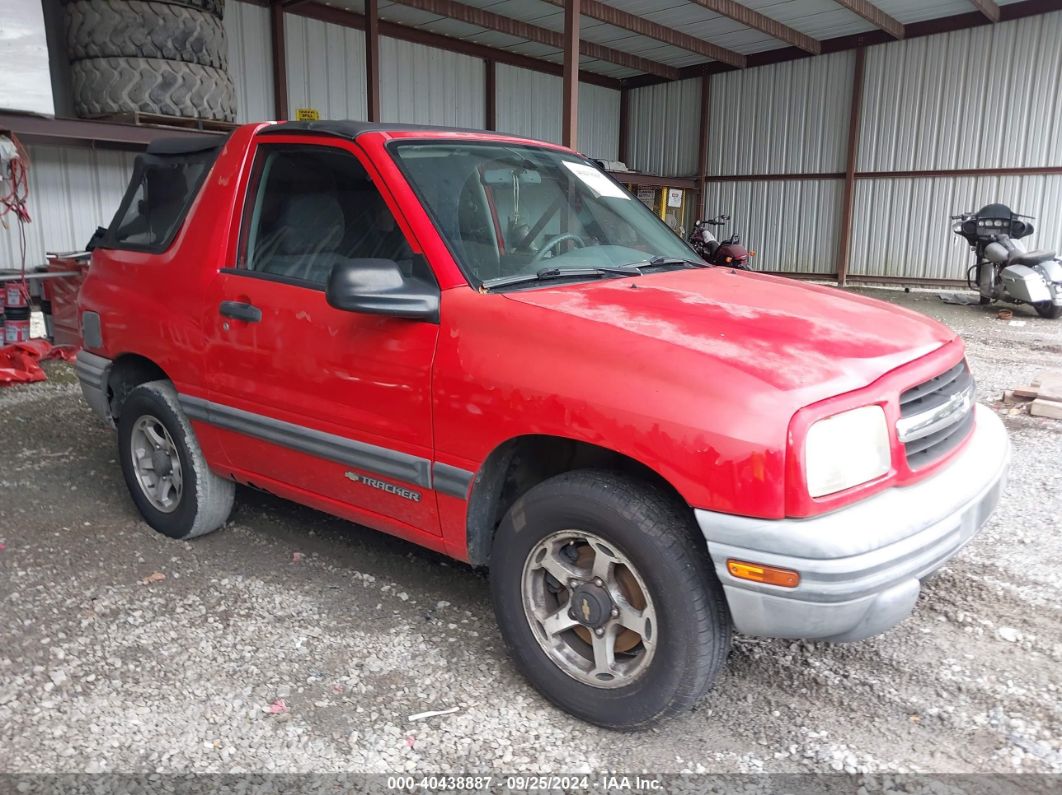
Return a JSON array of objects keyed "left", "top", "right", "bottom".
[{"left": 199, "top": 136, "right": 442, "bottom": 541}]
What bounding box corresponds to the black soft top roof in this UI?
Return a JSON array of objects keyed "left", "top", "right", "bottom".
[
  {"left": 146, "top": 134, "right": 229, "bottom": 155},
  {"left": 257, "top": 120, "right": 526, "bottom": 141}
]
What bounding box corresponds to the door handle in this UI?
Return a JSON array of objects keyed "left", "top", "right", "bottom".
[{"left": 219, "top": 300, "right": 262, "bottom": 323}]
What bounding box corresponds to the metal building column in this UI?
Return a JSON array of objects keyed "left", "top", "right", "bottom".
[
  {"left": 365, "top": 0, "right": 381, "bottom": 122},
  {"left": 695, "top": 74, "right": 710, "bottom": 222},
  {"left": 562, "top": 0, "right": 580, "bottom": 148},
  {"left": 484, "top": 60, "right": 496, "bottom": 131},
  {"left": 836, "top": 46, "right": 865, "bottom": 287},
  {"left": 270, "top": 0, "right": 289, "bottom": 120},
  {"left": 618, "top": 87, "right": 629, "bottom": 164}
]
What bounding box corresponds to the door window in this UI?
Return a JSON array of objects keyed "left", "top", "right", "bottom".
[{"left": 238, "top": 145, "right": 413, "bottom": 288}]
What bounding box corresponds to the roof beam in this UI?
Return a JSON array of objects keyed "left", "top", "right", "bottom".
[
  {"left": 389, "top": 0, "right": 680, "bottom": 79},
  {"left": 687, "top": 0, "right": 821, "bottom": 54},
  {"left": 831, "top": 0, "right": 905, "bottom": 39},
  {"left": 624, "top": 0, "right": 1057, "bottom": 88},
  {"left": 539, "top": 0, "right": 745, "bottom": 68},
  {"left": 290, "top": 2, "right": 621, "bottom": 88},
  {"left": 968, "top": 0, "right": 1002, "bottom": 22}
]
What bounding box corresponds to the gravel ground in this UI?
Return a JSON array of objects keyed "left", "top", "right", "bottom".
[{"left": 0, "top": 287, "right": 1060, "bottom": 777}]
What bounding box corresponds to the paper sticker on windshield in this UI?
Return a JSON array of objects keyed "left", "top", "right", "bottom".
[{"left": 562, "top": 161, "right": 630, "bottom": 200}]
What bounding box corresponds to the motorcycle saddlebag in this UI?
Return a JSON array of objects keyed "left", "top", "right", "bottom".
[{"left": 1001, "top": 264, "right": 1052, "bottom": 304}]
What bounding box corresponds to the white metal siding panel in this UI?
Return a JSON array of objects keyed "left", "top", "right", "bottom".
[
  {"left": 496, "top": 64, "right": 562, "bottom": 144},
  {"left": 858, "top": 11, "right": 1062, "bottom": 171},
  {"left": 494, "top": 66, "right": 619, "bottom": 158},
  {"left": 225, "top": 0, "right": 274, "bottom": 123},
  {"left": 703, "top": 178, "right": 844, "bottom": 274},
  {"left": 0, "top": 145, "right": 136, "bottom": 269},
  {"left": 285, "top": 13, "right": 367, "bottom": 121},
  {"left": 709, "top": 51, "right": 854, "bottom": 176},
  {"left": 626, "top": 78, "right": 701, "bottom": 177},
  {"left": 379, "top": 38, "right": 484, "bottom": 128},
  {"left": 849, "top": 175, "right": 1062, "bottom": 281},
  {"left": 578, "top": 82, "right": 620, "bottom": 160}
]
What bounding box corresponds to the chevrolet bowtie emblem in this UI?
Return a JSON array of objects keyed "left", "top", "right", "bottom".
[{"left": 580, "top": 597, "right": 591, "bottom": 623}]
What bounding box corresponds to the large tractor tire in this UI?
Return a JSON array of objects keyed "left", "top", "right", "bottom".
[
  {"left": 62, "top": 0, "right": 225, "bottom": 19},
  {"left": 66, "top": 0, "right": 228, "bottom": 69},
  {"left": 71, "top": 57, "right": 236, "bottom": 121}
]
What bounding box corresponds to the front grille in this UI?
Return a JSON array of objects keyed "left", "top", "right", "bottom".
[{"left": 898, "top": 360, "right": 976, "bottom": 470}]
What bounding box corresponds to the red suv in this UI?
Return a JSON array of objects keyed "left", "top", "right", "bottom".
[{"left": 75, "top": 121, "right": 1009, "bottom": 729}]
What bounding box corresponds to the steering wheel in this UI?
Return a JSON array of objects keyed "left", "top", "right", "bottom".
[{"left": 531, "top": 233, "right": 587, "bottom": 263}]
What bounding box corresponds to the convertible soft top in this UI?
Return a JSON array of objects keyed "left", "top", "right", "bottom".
[
  {"left": 145, "top": 135, "right": 230, "bottom": 156},
  {"left": 258, "top": 119, "right": 526, "bottom": 141}
]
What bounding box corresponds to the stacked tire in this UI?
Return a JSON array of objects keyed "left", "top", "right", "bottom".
[{"left": 64, "top": 0, "right": 236, "bottom": 122}]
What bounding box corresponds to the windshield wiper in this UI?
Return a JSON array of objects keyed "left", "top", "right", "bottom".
[
  {"left": 484, "top": 264, "right": 642, "bottom": 290},
  {"left": 626, "top": 255, "right": 709, "bottom": 270}
]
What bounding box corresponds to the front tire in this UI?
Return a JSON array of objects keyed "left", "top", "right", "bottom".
[
  {"left": 117, "top": 380, "right": 234, "bottom": 539},
  {"left": 489, "top": 470, "right": 731, "bottom": 729}
]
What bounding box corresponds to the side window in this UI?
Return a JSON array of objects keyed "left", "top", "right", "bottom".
[
  {"left": 105, "top": 148, "right": 217, "bottom": 251},
  {"left": 238, "top": 145, "right": 414, "bottom": 288}
]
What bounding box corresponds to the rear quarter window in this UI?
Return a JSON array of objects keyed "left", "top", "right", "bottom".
[{"left": 100, "top": 145, "right": 220, "bottom": 253}]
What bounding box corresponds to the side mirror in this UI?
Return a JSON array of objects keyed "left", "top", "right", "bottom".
[
  {"left": 85, "top": 225, "right": 107, "bottom": 251},
  {"left": 326, "top": 258, "right": 439, "bottom": 322}
]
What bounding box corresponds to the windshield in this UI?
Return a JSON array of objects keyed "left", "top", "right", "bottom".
[{"left": 391, "top": 142, "right": 699, "bottom": 288}]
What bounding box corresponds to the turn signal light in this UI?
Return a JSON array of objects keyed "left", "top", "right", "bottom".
[
  {"left": 724, "top": 256, "right": 733, "bottom": 263},
  {"left": 727, "top": 560, "right": 800, "bottom": 588},
  {"left": 748, "top": 250, "right": 757, "bottom": 257}
]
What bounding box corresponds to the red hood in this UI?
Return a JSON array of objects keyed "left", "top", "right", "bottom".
[{"left": 503, "top": 268, "right": 955, "bottom": 402}]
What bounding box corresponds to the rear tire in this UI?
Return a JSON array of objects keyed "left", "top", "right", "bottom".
[
  {"left": 1034, "top": 301, "right": 1062, "bottom": 319},
  {"left": 489, "top": 470, "right": 731, "bottom": 729},
  {"left": 117, "top": 380, "right": 234, "bottom": 539}
]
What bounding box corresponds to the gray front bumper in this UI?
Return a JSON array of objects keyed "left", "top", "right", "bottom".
[
  {"left": 696, "top": 404, "right": 1009, "bottom": 643},
  {"left": 74, "top": 350, "right": 113, "bottom": 426}
]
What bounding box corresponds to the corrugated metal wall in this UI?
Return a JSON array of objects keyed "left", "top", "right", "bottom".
[
  {"left": 284, "top": 13, "right": 368, "bottom": 121},
  {"left": 709, "top": 52, "right": 854, "bottom": 176},
  {"left": 578, "top": 82, "right": 621, "bottom": 161},
  {"left": 0, "top": 145, "right": 136, "bottom": 270},
  {"left": 281, "top": 17, "right": 613, "bottom": 156},
  {"left": 379, "top": 37, "right": 484, "bottom": 128},
  {"left": 859, "top": 12, "right": 1062, "bottom": 171},
  {"left": 694, "top": 11, "right": 1062, "bottom": 282},
  {"left": 851, "top": 11, "right": 1062, "bottom": 281},
  {"left": 10, "top": 5, "right": 1059, "bottom": 286},
  {"left": 850, "top": 175, "right": 1062, "bottom": 281},
  {"left": 625, "top": 77, "right": 700, "bottom": 177},
  {"left": 699, "top": 53, "right": 853, "bottom": 275},
  {"left": 494, "top": 65, "right": 619, "bottom": 160},
  {"left": 495, "top": 65, "right": 561, "bottom": 143},
  {"left": 703, "top": 179, "right": 844, "bottom": 275},
  {"left": 225, "top": 0, "right": 273, "bottom": 123}
]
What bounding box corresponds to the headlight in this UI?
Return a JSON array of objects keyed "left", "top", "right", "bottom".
[{"left": 804, "top": 405, "right": 891, "bottom": 497}]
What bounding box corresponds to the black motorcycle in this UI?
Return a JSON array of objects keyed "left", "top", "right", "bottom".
[{"left": 952, "top": 203, "right": 1062, "bottom": 319}]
